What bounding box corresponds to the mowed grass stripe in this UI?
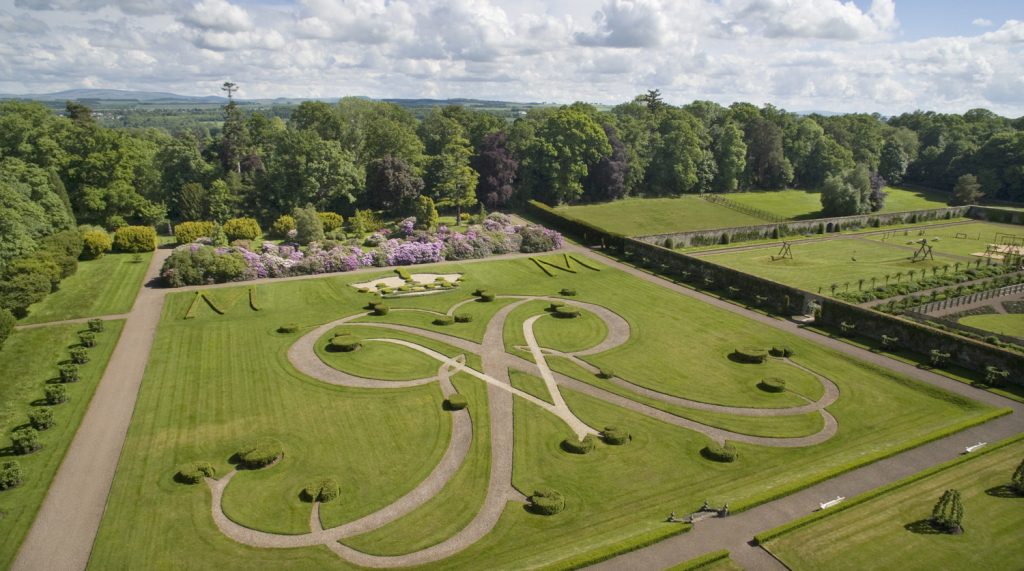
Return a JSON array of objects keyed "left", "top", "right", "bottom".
[{"left": 21, "top": 253, "right": 152, "bottom": 324}]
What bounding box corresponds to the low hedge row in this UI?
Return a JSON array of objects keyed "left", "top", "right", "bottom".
[
  {"left": 667, "top": 550, "right": 731, "bottom": 571},
  {"left": 602, "top": 426, "right": 630, "bottom": 445},
  {"left": 544, "top": 523, "right": 691, "bottom": 571},
  {"left": 754, "top": 431, "right": 1024, "bottom": 545},
  {"left": 758, "top": 378, "right": 786, "bottom": 393}
]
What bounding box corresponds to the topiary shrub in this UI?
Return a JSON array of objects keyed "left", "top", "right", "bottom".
[
  {"left": 59, "top": 363, "right": 80, "bottom": 383},
  {"left": 561, "top": 434, "right": 598, "bottom": 454},
  {"left": 733, "top": 347, "right": 767, "bottom": 363},
  {"left": 479, "top": 292, "right": 495, "bottom": 302},
  {"left": 769, "top": 346, "right": 794, "bottom": 357},
  {"left": 758, "top": 378, "right": 787, "bottom": 392},
  {"left": 930, "top": 489, "right": 964, "bottom": 534},
  {"left": 373, "top": 304, "right": 390, "bottom": 316},
  {"left": 175, "top": 461, "right": 216, "bottom": 484},
  {"left": 222, "top": 218, "right": 263, "bottom": 242},
  {"left": 1011, "top": 458, "right": 1024, "bottom": 496},
  {"left": 433, "top": 315, "right": 455, "bottom": 326},
  {"left": 548, "top": 301, "right": 565, "bottom": 310},
  {"left": 528, "top": 488, "right": 565, "bottom": 515},
  {"left": 701, "top": 441, "right": 738, "bottom": 463},
  {"left": 445, "top": 394, "right": 468, "bottom": 410},
  {"left": 12, "top": 427, "right": 41, "bottom": 455},
  {"left": 78, "top": 331, "right": 96, "bottom": 348},
  {"left": 328, "top": 335, "right": 362, "bottom": 352},
  {"left": 45, "top": 384, "right": 68, "bottom": 405},
  {"left": 552, "top": 306, "right": 580, "bottom": 319},
  {"left": 271, "top": 215, "right": 296, "bottom": 238},
  {"left": 601, "top": 426, "right": 630, "bottom": 445},
  {"left": 81, "top": 229, "right": 113, "bottom": 259},
  {"left": 113, "top": 226, "right": 157, "bottom": 253},
  {"left": 236, "top": 439, "right": 284, "bottom": 468},
  {"left": 87, "top": 318, "right": 104, "bottom": 333},
  {"left": 0, "top": 461, "right": 23, "bottom": 490},
  {"left": 28, "top": 408, "right": 54, "bottom": 431},
  {"left": 559, "top": 288, "right": 577, "bottom": 296},
  {"left": 174, "top": 221, "right": 218, "bottom": 245},
  {"left": 454, "top": 313, "right": 472, "bottom": 323},
  {"left": 278, "top": 323, "right": 299, "bottom": 334},
  {"left": 596, "top": 368, "right": 615, "bottom": 379},
  {"left": 70, "top": 346, "right": 89, "bottom": 364},
  {"left": 301, "top": 478, "right": 341, "bottom": 503}
]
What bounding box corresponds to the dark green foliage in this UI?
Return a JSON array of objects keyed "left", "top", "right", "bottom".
[
  {"left": 597, "top": 368, "right": 615, "bottom": 379},
  {"left": 69, "top": 346, "right": 89, "bottom": 364},
  {"left": 277, "top": 324, "right": 298, "bottom": 334},
  {"left": 733, "top": 347, "right": 768, "bottom": 363},
  {"left": 302, "top": 479, "right": 341, "bottom": 503},
  {"left": 759, "top": 378, "right": 787, "bottom": 393},
  {"left": 28, "top": 407, "right": 54, "bottom": 430},
  {"left": 929, "top": 349, "right": 950, "bottom": 368},
  {"left": 930, "top": 489, "right": 964, "bottom": 533},
  {"left": 881, "top": 334, "right": 899, "bottom": 349},
  {"left": 59, "top": 363, "right": 80, "bottom": 383},
  {"left": 984, "top": 366, "right": 1009, "bottom": 387},
  {"left": 271, "top": 215, "right": 296, "bottom": 238},
  {"left": 769, "top": 346, "right": 794, "bottom": 357},
  {"left": 702, "top": 441, "right": 738, "bottom": 463},
  {"left": 222, "top": 217, "right": 262, "bottom": 242},
  {"left": 11, "top": 427, "right": 41, "bottom": 455},
  {"left": 561, "top": 434, "right": 598, "bottom": 454},
  {"left": 79, "top": 331, "right": 96, "bottom": 348},
  {"left": 529, "top": 488, "right": 565, "bottom": 515},
  {"left": 87, "top": 318, "right": 104, "bottom": 332},
  {"left": 173, "top": 221, "right": 218, "bottom": 245},
  {"left": 81, "top": 229, "right": 113, "bottom": 259},
  {"left": 454, "top": 313, "right": 472, "bottom": 323},
  {"left": 0, "top": 269, "right": 51, "bottom": 318},
  {"left": 236, "top": 439, "right": 284, "bottom": 468},
  {"left": 175, "top": 461, "right": 216, "bottom": 484},
  {"left": 0, "top": 308, "right": 13, "bottom": 350},
  {"left": 552, "top": 306, "right": 580, "bottom": 318},
  {"left": 293, "top": 204, "right": 324, "bottom": 245},
  {"left": 433, "top": 315, "right": 454, "bottom": 326},
  {"left": 160, "top": 244, "right": 248, "bottom": 287},
  {"left": 479, "top": 292, "right": 495, "bottom": 302},
  {"left": 112, "top": 226, "right": 157, "bottom": 253},
  {"left": 45, "top": 384, "right": 68, "bottom": 404},
  {"left": 840, "top": 321, "right": 857, "bottom": 335},
  {"left": 559, "top": 288, "right": 577, "bottom": 296},
  {"left": 328, "top": 334, "right": 361, "bottom": 352},
  {"left": 0, "top": 461, "right": 23, "bottom": 490},
  {"left": 601, "top": 426, "right": 630, "bottom": 445},
  {"left": 373, "top": 304, "right": 390, "bottom": 315},
  {"left": 445, "top": 394, "right": 468, "bottom": 410},
  {"left": 1012, "top": 459, "right": 1024, "bottom": 495}
]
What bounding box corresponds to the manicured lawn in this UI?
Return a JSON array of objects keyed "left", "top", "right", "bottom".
[
  {"left": 726, "top": 187, "right": 952, "bottom": 220},
  {"left": 314, "top": 329, "right": 447, "bottom": 381},
  {"left": 89, "top": 255, "right": 996, "bottom": 569},
  {"left": 705, "top": 237, "right": 957, "bottom": 294},
  {"left": 862, "top": 220, "right": 1024, "bottom": 259},
  {"left": 958, "top": 314, "right": 1024, "bottom": 339},
  {"left": 665, "top": 551, "right": 742, "bottom": 571},
  {"left": 764, "top": 438, "right": 1024, "bottom": 571},
  {"left": 554, "top": 196, "right": 766, "bottom": 236},
  {"left": 0, "top": 321, "right": 125, "bottom": 570},
  {"left": 20, "top": 253, "right": 151, "bottom": 324}
]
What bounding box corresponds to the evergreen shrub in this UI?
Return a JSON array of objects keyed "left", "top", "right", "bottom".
[
  {"left": 445, "top": 394, "right": 468, "bottom": 410},
  {"left": 0, "top": 461, "right": 23, "bottom": 490},
  {"left": 222, "top": 218, "right": 262, "bottom": 241},
  {"left": 28, "top": 408, "right": 54, "bottom": 430},
  {"left": 12, "top": 427, "right": 41, "bottom": 455},
  {"left": 113, "top": 226, "right": 157, "bottom": 252},
  {"left": 601, "top": 426, "right": 630, "bottom": 445},
  {"left": 176, "top": 461, "right": 216, "bottom": 484},
  {"left": 561, "top": 435, "right": 598, "bottom": 454},
  {"left": 45, "top": 384, "right": 68, "bottom": 404},
  {"left": 302, "top": 478, "right": 341, "bottom": 502},
  {"left": 529, "top": 488, "right": 565, "bottom": 515},
  {"left": 236, "top": 439, "right": 284, "bottom": 468},
  {"left": 702, "top": 442, "right": 738, "bottom": 462}
]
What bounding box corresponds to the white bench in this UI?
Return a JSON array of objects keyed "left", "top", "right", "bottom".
[
  {"left": 964, "top": 442, "right": 986, "bottom": 453},
  {"left": 819, "top": 496, "right": 845, "bottom": 510}
]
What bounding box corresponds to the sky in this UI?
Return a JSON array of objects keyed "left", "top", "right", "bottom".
[{"left": 0, "top": 0, "right": 1022, "bottom": 116}]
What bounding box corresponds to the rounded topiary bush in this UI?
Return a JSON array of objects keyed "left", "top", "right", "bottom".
[
  {"left": 552, "top": 306, "right": 580, "bottom": 318},
  {"left": 0, "top": 461, "right": 23, "bottom": 490},
  {"left": 236, "top": 439, "right": 284, "bottom": 468},
  {"left": 59, "top": 363, "right": 79, "bottom": 383},
  {"left": 433, "top": 315, "right": 455, "bottom": 326},
  {"left": 302, "top": 478, "right": 341, "bottom": 503},
  {"left": 561, "top": 434, "right": 598, "bottom": 454},
  {"left": 328, "top": 335, "right": 362, "bottom": 352},
  {"left": 479, "top": 292, "right": 495, "bottom": 302},
  {"left": 454, "top": 313, "right": 472, "bottom": 323},
  {"left": 373, "top": 304, "right": 391, "bottom": 315},
  {"left": 445, "top": 394, "right": 468, "bottom": 410},
  {"left": 701, "top": 442, "right": 738, "bottom": 463},
  {"left": 70, "top": 346, "right": 89, "bottom": 364},
  {"left": 87, "top": 318, "right": 104, "bottom": 333},
  {"left": 528, "top": 488, "right": 565, "bottom": 515},
  {"left": 12, "top": 427, "right": 41, "bottom": 455},
  {"left": 769, "top": 346, "right": 794, "bottom": 358},
  {"left": 277, "top": 323, "right": 299, "bottom": 334},
  {"left": 79, "top": 331, "right": 96, "bottom": 348},
  {"left": 759, "top": 378, "right": 787, "bottom": 393},
  {"left": 45, "top": 384, "right": 68, "bottom": 405},
  {"left": 559, "top": 288, "right": 577, "bottom": 296},
  {"left": 28, "top": 408, "right": 54, "bottom": 431},
  {"left": 366, "top": 299, "right": 385, "bottom": 309},
  {"left": 733, "top": 347, "right": 768, "bottom": 363},
  {"left": 176, "top": 461, "right": 216, "bottom": 484},
  {"left": 548, "top": 301, "right": 565, "bottom": 310},
  {"left": 222, "top": 217, "right": 263, "bottom": 242},
  {"left": 601, "top": 426, "right": 630, "bottom": 445},
  {"left": 596, "top": 368, "right": 615, "bottom": 379}
]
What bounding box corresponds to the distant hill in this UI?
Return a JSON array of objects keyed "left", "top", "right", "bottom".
[{"left": 0, "top": 88, "right": 230, "bottom": 104}]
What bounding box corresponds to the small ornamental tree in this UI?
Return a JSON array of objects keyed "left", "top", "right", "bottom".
[
  {"left": 28, "top": 408, "right": 55, "bottom": 430},
  {"left": 271, "top": 215, "right": 296, "bottom": 238},
  {"left": 413, "top": 196, "right": 439, "bottom": 231},
  {"left": 930, "top": 489, "right": 964, "bottom": 533},
  {"left": 0, "top": 461, "right": 23, "bottom": 490},
  {"left": 1009, "top": 458, "right": 1024, "bottom": 495},
  {"left": 79, "top": 331, "right": 96, "bottom": 348},
  {"left": 293, "top": 205, "right": 324, "bottom": 245},
  {"left": 45, "top": 384, "right": 68, "bottom": 404},
  {"left": 12, "top": 427, "right": 41, "bottom": 455}
]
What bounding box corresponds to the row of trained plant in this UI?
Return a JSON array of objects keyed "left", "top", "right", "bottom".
[
  {"left": 834, "top": 262, "right": 1021, "bottom": 304},
  {"left": 183, "top": 288, "right": 263, "bottom": 319}
]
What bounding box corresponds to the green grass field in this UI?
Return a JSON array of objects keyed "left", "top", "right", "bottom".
[
  {"left": 764, "top": 438, "right": 1024, "bottom": 571},
  {"left": 20, "top": 253, "right": 152, "bottom": 324},
  {"left": 704, "top": 237, "right": 958, "bottom": 294},
  {"left": 862, "top": 220, "right": 1024, "bottom": 259},
  {"left": 958, "top": 314, "right": 1024, "bottom": 339},
  {"left": 554, "top": 196, "right": 766, "bottom": 236},
  {"left": 88, "top": 255, "right": 996, "bottom": 569},
  {"left": 0, "top": 321, "right": 125, "bottom": 569},
  {"left": 726, "top": 187, "right": 952, "bottom": 220}
]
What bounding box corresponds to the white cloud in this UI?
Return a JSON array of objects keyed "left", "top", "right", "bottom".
[
  {"left": 726, "top": 0, "right": 898, "bottom": 41},
  {"left": 180, "top": 0, "right": 252, "bottom": 32},
  {"left": 972, "top": 18, "right": 993, "bottom": 27},
  {"left": 575, "top": 0, "right": 669, "bottom": 48},
  {"left": 981, "top": 20, "right": 1024, "bottom": 43}
]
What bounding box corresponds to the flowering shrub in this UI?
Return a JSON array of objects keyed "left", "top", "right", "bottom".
[{"left": 160, "top": 213, "right": 562, "bottom": 286}]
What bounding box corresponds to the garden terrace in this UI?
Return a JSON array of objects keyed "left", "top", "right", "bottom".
[{"left": 722, "top": 187, "right": 953, "bottom": 221}]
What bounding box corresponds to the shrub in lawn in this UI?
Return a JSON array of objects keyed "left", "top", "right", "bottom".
[
  {"left": 302, "top": 478, "right": 341, "bottom": 503},
  {"left": 12, "top": 427, "right": 41, "bottom": 455},
  {"left": 1012, "top": 459, "right": 1024, "bottom": 495},
  {"left": 596, "top": 368, "right": 615, "bottom": 379},
  {"left": 87, "top": 318, "right": 104, "bottom": 333},
  {"left": 78, "top": 331, "right": 96, "bottom": 348},
  {"left": 328, "top": 335, "right": 362, "bottom": 352},
  {"left": 45, "top": 384, "right": 68, "bottom": 405},
  {"left": 59, "top": 363, "right": 80, "bottom": 383},
  {"left": 559, "top": 288, "right": 577, "bottom": 296},
  {"left": 28, "top": 408, "right": 54, "bottom": 431},
  {"left": 702, "top": 441, "right": 738, "bottom": 462},
  {"left": 236, "top": 439, "right": 284, "bottom": 468},
  {"left": 445, "top": 394, "right": 468, "bottom": 410},
  {"left": 81, "top": 229, "right": 113, "bottom": 259},
  {"left": 479, "top": 292, "right": 495, "bottom": 302},
  {"left": 113, "top": 225, "right": 157, "bottom": 253},
  {"left": 561, "top": 435, "right": 598, "bottom": 454},
  {"left": 454, "top": 313, "right": 472, "bottom": 323},
  {"left": 601, "top": 426, "right": 630, "bottom": 445},
  {"left": 222, "top": 218, "right": 262, "bottom": 242},
  {"left": 70, "top": 346, "right": 89, "bottom": 364},
  {"left": 278, "top": 323, "right": 299, "bottom": 334},
  {"left": 433, "top": 315, "right": 455, "bottom": 326},
  {"left": 175, "top": 462, "right": 216, "bottom": 484},
  {"left": 769, "top": 346, "right": 794, "bottom": 357},
  {"left": 552, "top": 306, "right": 580, "bottom": 318},
  {"left": 930, "top": 489, "right": 964, "bottom": 534},
  {"left": 373, "top": 304, "right": 390, "bottom": 316},
  {"left": 758, "top": 378, "right": 786, "bottom": 393},
  {"left": 733, "top": 347, "right": 767, "bottom": 363},
  {"left": 0, "top": 461, "right": 23, "bottom": 490},
  {"left": 366, "top": 299, "right": 385, "bottom": 310},
  {"left": 528, "top": 488, "right": 565, "bottom": 515}
]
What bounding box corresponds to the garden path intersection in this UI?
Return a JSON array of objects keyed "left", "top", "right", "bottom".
[{"left": 8, "top": 242, "right": 1022, "bottom": 571}]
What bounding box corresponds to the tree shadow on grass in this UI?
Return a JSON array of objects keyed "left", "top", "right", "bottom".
[
  {"left": 904, "top": 519, "right": 943, "bottom": 535},
  {"left": 985, "top": 485, "right": 1022, "bottom": 499}
]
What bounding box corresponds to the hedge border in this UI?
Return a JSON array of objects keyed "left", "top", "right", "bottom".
[
  {"left": 664, "top": 549, "right": 731, "bottom": 571},
  {"left": 546, "top": 522, "right": 692, "bottom": 571},
  {"left": 530, "top": 257, "right": 556, "bottom": 277},
  {"left": 184, "top": 292, "right": 203, "bottom": 320},
  {"left": 249, "top": 288, "right": 262, "bottom": 311},
  {"left": 754, "top": 431, "right": 1024, "bottom": 545}
]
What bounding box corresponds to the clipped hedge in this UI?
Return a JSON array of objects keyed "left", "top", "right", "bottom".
[
  {"left": 236, "top": 439, "right": 284, "bottom": 468},
  {"left": 561, "top": 434, "right": 598, "bottom": 454},
  {"left": 302, "top": 478, "right": 341, "bottom": 503},
  {"left": 529, "top": 488, "right": 566, "bottom": 515},
  {"left": 45, "top": 384, "right": 68, "bottom": 404},
  {"left": 81, "top": 229, "right": 113, "bottom": 259},
  {"left": 70, "top": 346, "right": 89, "bottom": 364},
  {"left": 543, "top": 522, "right": 690, "bottom": 571},
  {"left": 601, "top": 426, "right": 630, "bottom": 445},
  {"left": 433, "top": 315, "right": 455, "bottom": 326},
  {"left": 222, "top": 217, "right": 262, "bottom": 242},
  {"left": 769, "top": 346, "right": 795, "bottom": 358},
  {"left": 479, "top": 291, "right": 496, "bottom": 302},
  {"left": 597, "top": 368, "right": 615, "bottom": 379},
  {"left": 454, "top": 313, "right": 472, "bottom": 323},
  {"left": 12, "top": 427, "right": 41, "bottom": 455},
  {"left": 559, "top": 288, "right": 577, "bottom": 296},
  {"left": 759, "top": 378, "right": 787, "bottom": 393},
  {"left": 702, "top": 442, "right": 738, "bottom": 463},
  {"left": 373, "top": 304, "right": 391, "bottom": 316},
  {"left": 176, "top": 461, "right": 216, "bottom": 484},
  {"left": 87, "top": 318, "right": 105, "bottom": 332},
  {"left": 278, "top": 323, "right": 299, "bottom": 334},
  {"left": 733, "top": 347, "right": 768, "bottom": 363},
  {"left": 79, "top": 331, "right": 96, "bottom": 348},
  {"left": 174, "top": 221, "right": 218, "bottom": 244},
  {"left": 329, "top": 335, "right": 362, "bottom": 352},
  {"left": 552, "top": 306, "right": 580, "bottom": 319},
  {"left": 59, "top": 363, "right": 80, "bottom": 383},
  {"left": 113, "top": 225, "right": 157, "bottom": 252},
  {"left": 28, "top": 408, "right": 54, "bottom": 431},
  {"left": 446, "top": 394, "right": 468, "bottom": 410},
  {"left": 0, "top": 461, "right": 23, "bottom": 490}
]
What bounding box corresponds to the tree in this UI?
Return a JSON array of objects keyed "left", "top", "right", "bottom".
[
  {"left": 291, "top": 101, "right": 343, "bottom": 141},
  {"left": 0, "top": 268, "right": 52, "bottom": 318},
  {"left": 219, "top": 82, "right": 246, "bottom": 173},
  {"left": 743, "top": 117, "right": 793, "bottom": 189},
  {"left": 821, "top": 166, "right": 870, "bottom": 216},
  {"left": 714, "top": 120, "right": 747, "bottom": 192},
  {"left": 431, "top": 135, "right": 479, "bottom": 221},
  {"left": 803, "top": 134, "right": 855, "bottom": 189},
  {"left": 582, "top": 124, "right": 628, "bottom": 202},
  {"left": 1012, "top": 458, "right": 1024, "bottom": 495},
  {"left": 257, "top": 129, "right": 362, "bottom": 217},
  {"left": 930, "top": 489, "right": 964, "bottom": 533},
  {"left": 950, "top": 173, "right": 984, "bottom": 205},
  {"left": 524, "top": 106, "right": 610, "bottom": 205},
  {"left": 413, "top": 195, "right": 439, "bottom": 231},
  {"left": 878, "top": 137, "right": 909, "bottom": 184},
  {"left": 867, "top": 171, "right": 887, "bottom": 212},
  {"left": 646, "top": 109, "right": 705, "bottom": 195},
  {"left": 292, "top": 204, "right": 324, "bottom": 245},
  {"left": 471, "top": 131, "right": 518, "bottom": 209},
  {"left": 364, "top": 156, "right": 423, "bottom": 215}
]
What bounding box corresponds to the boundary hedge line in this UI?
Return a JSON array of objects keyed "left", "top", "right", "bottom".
[
  {"left": 665, "top": 549, "right": 731, "bottom": 571},
  {"left": 754, "top": 431, "right": 1024, "bottom": 545},
  {"left": 546, "top": 523, "right": 691, "bottom": 571}
]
